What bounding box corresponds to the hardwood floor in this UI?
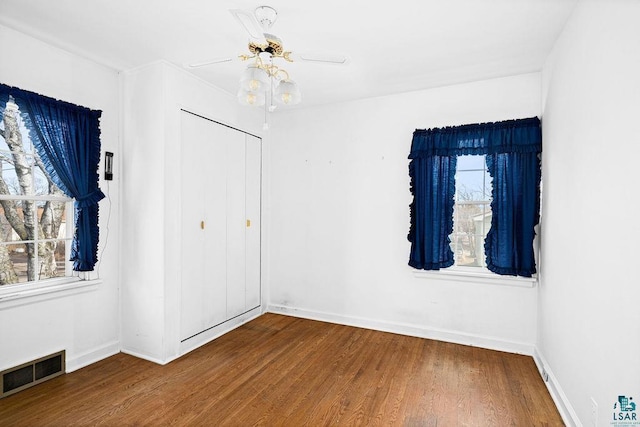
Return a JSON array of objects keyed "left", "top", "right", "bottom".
[{"left": 0, "top": 314, "right": 564, "bottom": 426}]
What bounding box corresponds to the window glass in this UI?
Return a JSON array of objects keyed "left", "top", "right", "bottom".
[{"left": 451, "top": 155, "right": 492, "bottom": 267}]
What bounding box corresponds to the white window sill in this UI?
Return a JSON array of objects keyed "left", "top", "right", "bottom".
[
  {"left": 0, "top": 277, "right": 102, "bottom": 310},
  {"left": 413, "top": 266, "right": 537, "bottom": 288}
]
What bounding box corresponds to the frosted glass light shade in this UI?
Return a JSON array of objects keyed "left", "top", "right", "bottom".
[
  {"left": 237, "top": 89, "right": 266, "bottom": 106},
  {"left": 274, "top": 80, "right": 301, "bottom": 105},
  {"left": 240, "top": 65, "right": 270, "bottom": 93}
]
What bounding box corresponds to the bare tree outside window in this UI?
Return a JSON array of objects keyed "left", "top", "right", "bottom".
[{"left": 0, "top": 98, "right": 72, "bottom": 285}]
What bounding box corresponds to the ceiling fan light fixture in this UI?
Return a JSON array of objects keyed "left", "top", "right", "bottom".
[
  {"left": 240, "top": 64, "right": 270, "bottom": 92},
  {"left": 237, "top": 89, "right": 266, "bottom": 107},
  {"left": 275, "top": 80, "right": 301, "bottom": 105}
]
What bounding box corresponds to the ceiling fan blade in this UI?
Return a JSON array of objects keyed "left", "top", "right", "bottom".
[
  {"left": 187, "top": 57, "right": 235, "bottom": 68},
  {"left": 293, "top": 52, "right": 349, "bottom": 65},
  {"left": 229, "top": 9, "right": 267, "bottom": 45}
]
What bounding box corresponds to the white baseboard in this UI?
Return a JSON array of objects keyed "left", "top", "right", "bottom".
[
  {"left": 119, "top": 348, "right": 168, "bottom": 365},
  {"left": 66, "top": 340, "right": 120, "bottom": 373},
  {"left": 119, "top": 307, "right": 264, "bottom": 366},
  {"left": 179, "top": 307, "right": 263, "bottom": 357},
  {"left": 267, "top": 304, "right": 534, "bottom": 356},
  {"left": 532, "top": 348, "right": 581, "bottom": 427}
]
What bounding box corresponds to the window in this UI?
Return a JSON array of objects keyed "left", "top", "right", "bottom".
[
  {"left": 408, "top": 117, "right": 541, "bottom": 278},
  {"left": 451, "top": 155, "right": 492, "bottom": 268},
  {"left": 0, "top": 99, "right": 74, "bottom": 285}
]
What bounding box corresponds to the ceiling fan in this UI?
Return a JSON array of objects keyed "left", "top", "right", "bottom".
[
  {"left": 187, "top": 5, "right": 347, "bottom": 122},
  {"left": 188, "top": 5, "right": 349, "bottom": 69}
]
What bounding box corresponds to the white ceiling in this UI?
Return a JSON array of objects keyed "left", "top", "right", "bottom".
[{"left": 0, "top": 0, "right": 577, "bottom": 109}]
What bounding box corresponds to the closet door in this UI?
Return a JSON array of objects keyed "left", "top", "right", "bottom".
[
  {"left": 227, "top": 134, "right": 261, "bottom": 317},
  {"left": 180, "top": 111, "right": 261, "bottom": 340},
  {"left": 180, "top": 111, "right": 228, "bottom": 340},
  {"left": 202, "top": 123, "right": 232, "bottom": 328},
  {"left": 225, "top": 131, "right": 247, "bottom": 318},
  {"left": 245, "top": 135, "right": 261, "bottom": 310}
]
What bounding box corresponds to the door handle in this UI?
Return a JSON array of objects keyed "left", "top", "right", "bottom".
[{"left": 201, "top": 221, "right": 205, "bottom": 230}]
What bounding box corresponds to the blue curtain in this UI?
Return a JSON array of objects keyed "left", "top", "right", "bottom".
[
  {"left": 0, "top": 83, "right": 104, "bottom": 271},
  {"left": 408, "top": 156, "right": 457, "bottom": 270},
  {"left": 485, "top": 152, "right": 541, "bottom": 277},
  {"left": 408, "top": 117, "right": 541, "bottom": 277}
]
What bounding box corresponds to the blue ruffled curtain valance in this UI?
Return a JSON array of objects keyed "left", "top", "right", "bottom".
[
  {"left": 0, "top": 83, "right": 104, "bottom": 271},
  {"left": 408, "top": 117, "right": 541, "bottom": 277},
  {"left": 410, "top": 117, "right": 542, "bottom": 157}
]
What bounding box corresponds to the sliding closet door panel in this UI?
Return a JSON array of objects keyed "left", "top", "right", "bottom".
[
  {"left": 180, "top": 111, "right": 208, "bottom": 339},
  {"left": 180, "top": 111, "right": 261, "bottom": 340},
  {"left": 245, "top": 135, "right": 261, "bottom": 309},
  {"left": 225, "top": 129, "right": 247, "bottom": 318},
  {"left": 202, "top": 121, "right": 229, "bottom": 329},
  {"left": 180, "top": 111, "right": 228, "bottom": 340}
]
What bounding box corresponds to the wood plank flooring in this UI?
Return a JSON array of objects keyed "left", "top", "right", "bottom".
[{"left": 0, "top": 313, "right": 564, "bottom": 426}]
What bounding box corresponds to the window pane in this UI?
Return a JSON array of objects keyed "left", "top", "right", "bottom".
[
  {"left": 455, "top": 170, "right": 486, "bottom": 201},
  {"left": 451, "top": 203, "right": 484, "bottom": 266},
  {"left": 23, "top": 202, "right": 39, "bottom": 241},
  {"left": 0, "top": 201, "right": 30, "bottom": 243},
  {"left": 39, "top": 240, "right": 67, "bottom": 280},
  {"left": 33, "top": 164, "right": 51, "bottom": 196},
  {"left": 457, "top": 155, "right": 485, "bottom": 170},
  {"left": 0, "top": 159, "right": 20, "bottom": 195},
  {"left": 37, "top": 200, "right": 68, "bottom": 239},
  {"left": 0, "top": 243, "right": 33, "bottom": 284},
  {"left": 475, "top": 204, "right": 492, "bottom": 267}
]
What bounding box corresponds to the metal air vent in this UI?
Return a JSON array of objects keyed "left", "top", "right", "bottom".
[{"left": 1, "top": 350, "right": 65, "bottom": 398}]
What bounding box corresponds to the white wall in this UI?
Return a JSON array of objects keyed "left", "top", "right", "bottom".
[
  {"left": 266, "top": 73, "right": 541, "bottom": 352},
  {"left": 539, "top": 1, "right": 640, "bottom": 425},
  {"left": 0, "top": 24, "right": 120, "bottom": 371}
]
